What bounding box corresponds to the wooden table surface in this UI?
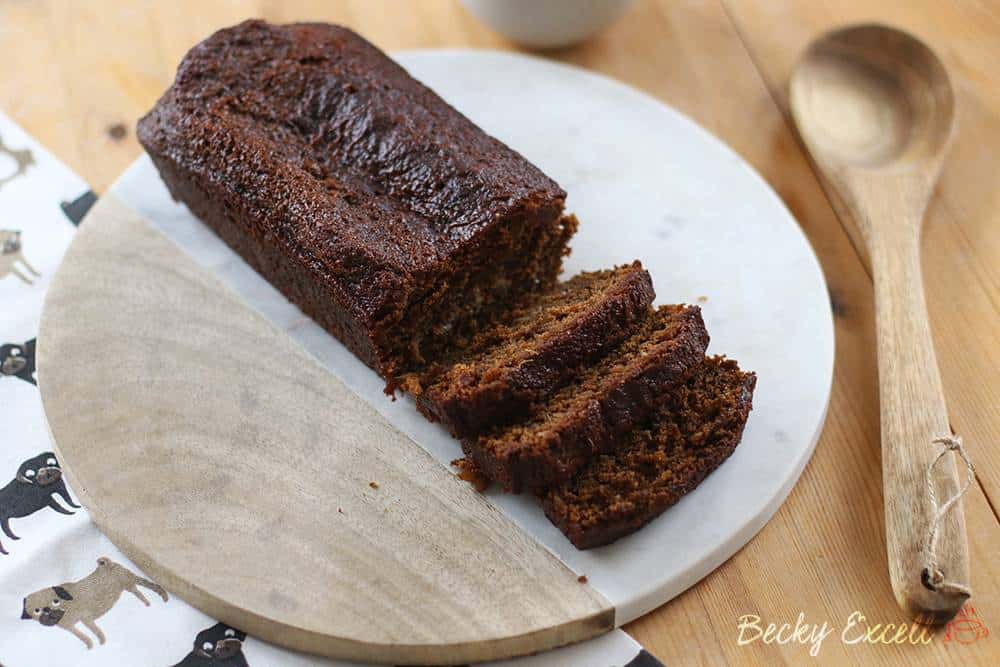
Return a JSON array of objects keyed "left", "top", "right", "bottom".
[{"left": 2, "top": 1, "right": 996, "bottom": 664}]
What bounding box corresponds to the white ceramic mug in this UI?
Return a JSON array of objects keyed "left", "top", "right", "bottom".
[{"left": 461, "top": 0, "right": 635, "bottom": 49}]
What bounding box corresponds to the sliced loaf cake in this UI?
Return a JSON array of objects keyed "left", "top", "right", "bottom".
[
  {"left": 414, "top": 262, "right": 655, "bottom": 437},
  {"left": 463, "top": 304, "right": 709, "bottom": 493},
  {"left": 542, "top": 356, "right": 755, "bottom": 548}
]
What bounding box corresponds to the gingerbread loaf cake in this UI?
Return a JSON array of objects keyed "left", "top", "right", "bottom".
[
  {"left": 542, "top": 356, "right": 756, "bottom": 549},
  {"left": 138, "top": 20, "right": 574, "bottom": 387},
  {"left": 464, "top": 305, "right": 709, "bottom": 493},
  {"left": 413, "top": 262, "right": 655, "bottom": 438}
]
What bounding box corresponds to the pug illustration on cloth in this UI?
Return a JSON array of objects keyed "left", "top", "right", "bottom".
[
  {"left": 171, "top": 623, "right": 249, "bottom": 666},
  {"left": 1, "top": 338, "right": 37, "bottom": 386},
  {"left": 61, "top": 189, "right": 97, "bottom": 226},
  {"left": 0, "top": 133, "right": 34, "bottom": 191},
  {"left": 0, "top": 231, "right": 40, "bottom": 285},
  {"left": 0, "top": 452, "right": 80, "bottom": 555},
  {"left": 21, "top": 557, "right": 169, "bottom": 648}
]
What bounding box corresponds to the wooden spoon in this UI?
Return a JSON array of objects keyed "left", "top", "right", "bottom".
[{"left": 790, "top": 24, "right": 970, "bottom": 623}]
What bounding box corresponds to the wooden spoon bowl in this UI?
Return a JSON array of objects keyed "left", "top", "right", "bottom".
[
  {"left": 792, "top": 24, "right": 954, "bottom": 173},
  {"left": 791, "top": 24, "right": 969, "bottom": 624}
]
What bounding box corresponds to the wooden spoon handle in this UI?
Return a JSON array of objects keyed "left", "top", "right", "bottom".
[{"left": 870, "top": 223, "right": 971, "bottom": 623}]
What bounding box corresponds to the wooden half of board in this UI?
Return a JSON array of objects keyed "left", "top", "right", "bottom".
[{"left": 36, "top": 193, "right": 614, "bottom": 665}]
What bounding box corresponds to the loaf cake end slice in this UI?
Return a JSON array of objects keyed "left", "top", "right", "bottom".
[
  {"left": 413, "top": 261, "right": 655, "bottom": 437},
  {"left": 542, "top": 356, "right": 756, "bottom": 549},
  {"left": 464, "top": 304, "right": 709, "bottom": 493}
]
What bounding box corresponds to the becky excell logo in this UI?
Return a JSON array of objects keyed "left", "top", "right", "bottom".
[{"left": 736, "top": 606, "right": 988, "bottom": 657}]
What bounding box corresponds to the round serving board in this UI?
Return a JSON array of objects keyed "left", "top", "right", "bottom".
[{"left": 38, "top": 51, "right": 834, "bottom": 664}]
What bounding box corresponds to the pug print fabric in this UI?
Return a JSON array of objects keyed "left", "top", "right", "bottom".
[
  {"left": 21, "top": 557, "right": 169, "bottom": 649},
  {"left": 0, "top": 131, "right": 34, "bottom": 191},
  {"left": 0, "top": 452, "right": 80, "bottom": 555},
  {"left": 1, "top": 338, "right": 36, "bottom": 386},
  {"left": 0, "top": 113, "right": 662, "bottom": 667}
]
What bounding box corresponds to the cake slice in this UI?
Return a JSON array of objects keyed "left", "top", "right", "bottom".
[
  {"left": 137, "top": 20, "right": 574, "bottom": 388},
  {"left": 542, "top": 356, "right": 756, "bottom": 549},
  {"left": 464, "top": 305, "right": 709, "bottom": 493},
  {"left": 413, "top": 261, "right": 655, "bottom": 438}
]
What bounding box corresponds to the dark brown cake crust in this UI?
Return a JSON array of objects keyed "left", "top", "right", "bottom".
[
  {"left": 137, "top": 20, "right": 571, "bottom": 384},
  {"left": 542, "top": 357, "right": 756, "bottom": 549},
  {"left": 416, "top": 262, "right": 655, "bottom": 438},
  {"left": 464, "top": 305, "right": 710, "bottom": 494}
]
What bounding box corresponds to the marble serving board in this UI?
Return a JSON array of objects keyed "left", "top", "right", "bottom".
[{"left": 37, "top": 51, "right": 834, "bottom": 664}]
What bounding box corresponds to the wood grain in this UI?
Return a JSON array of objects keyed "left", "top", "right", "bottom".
[
  {"left": 37, "top": 194, "right": 613, "bottom": 665},
  {"left": 2, "top": 1, "right": 997, "bottom": 664}
]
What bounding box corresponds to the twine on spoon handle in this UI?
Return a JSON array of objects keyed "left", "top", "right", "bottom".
[{"left": 921, "top": 435, "right": 975, "bottom": 597}]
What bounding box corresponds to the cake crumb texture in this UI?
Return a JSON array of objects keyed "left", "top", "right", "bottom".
[
  {"left": 542, "top": 356, "right": 756, "bottom": 549},
  {"left": 464, "top": 304, "right": 710, "bottom": 493},
  {"left": 416, "top": 261, "right": 655, "bottom": 437}
]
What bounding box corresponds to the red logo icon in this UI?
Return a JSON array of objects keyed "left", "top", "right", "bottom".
[{"left": 943, "top": 605, "right": 989, "bottom": 645}]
